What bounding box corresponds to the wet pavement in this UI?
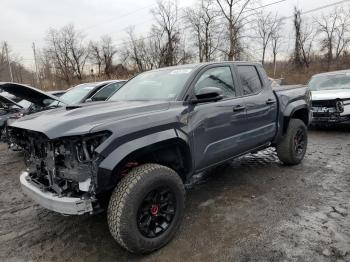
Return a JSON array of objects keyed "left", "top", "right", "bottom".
[{"left": 0, "top": 127, "right": 349, "bottom": 261}]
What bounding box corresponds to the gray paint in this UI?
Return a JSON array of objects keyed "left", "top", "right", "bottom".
[{"left": 10, "top": 62, "right": 311, "bottom": 191}]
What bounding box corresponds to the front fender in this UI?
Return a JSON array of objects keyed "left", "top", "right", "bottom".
[
  {"left": 283, "top": 100, "right": 308, "bottom": 118},
  {"left": 96, "top": 129, "right": 190, "bottom": 192}
]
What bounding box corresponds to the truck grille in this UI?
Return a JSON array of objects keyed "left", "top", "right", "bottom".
[{"left": 312, "top": 100, "right": 336, "bottom": 108}]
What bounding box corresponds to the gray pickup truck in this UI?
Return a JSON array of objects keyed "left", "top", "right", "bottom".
[{"left": 8, "top": 62, "right": 311, "bottom": 253}]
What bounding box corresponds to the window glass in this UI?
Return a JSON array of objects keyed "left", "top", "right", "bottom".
[
  {"left": 17, "top": 99, "right": 32, "bottom": 109},
  {"left": 237, "top": 66, "right": 263, "bottom": 95},
  {"left": 109, "top": 68, "right": 194, "bottom": 101},
  {"left": 194, "top": 67, "right": 236, "bottom": 98},
  {"left": 309, "top": 74, "right": 350, "bottom": 91},
  {"left": 91, "top": 82, "right": 124, "bottom": 101},
  {"left": 58, "top": 84, "right": 96, "bottom": 105}
]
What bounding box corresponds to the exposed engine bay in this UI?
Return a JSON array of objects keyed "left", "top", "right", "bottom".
[{"left": 8, "top": 127, "right": 110, "bottom": 198}]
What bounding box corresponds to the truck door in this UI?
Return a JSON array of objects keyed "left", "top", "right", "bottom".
[
  {"left": 190, "top": 65, "right": 247, "bottom": 170},
  {"left": 235, "top": 64, "right": 278, "bottom": 149}
]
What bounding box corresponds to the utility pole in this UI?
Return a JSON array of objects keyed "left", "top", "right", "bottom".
[
  {"left": 32, "top": 42, "right": 41, "bottom": 88},
  {"left": 4, "top": 42, "right": 13, "bottom": 82}
]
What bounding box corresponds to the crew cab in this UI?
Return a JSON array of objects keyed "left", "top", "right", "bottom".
[
  {"left": 309, "top": 70, "right": 350, "bottom": 124},
  {"left": 9, "top": 62, "right": 311, "bottom": 253}
]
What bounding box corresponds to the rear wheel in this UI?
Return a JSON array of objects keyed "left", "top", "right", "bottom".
[
  {"left": 276, "top": 119, "right": 308, "bottom": 165},
  {"left": 107, "top": 164, "right": 185, "bottom": 254}
]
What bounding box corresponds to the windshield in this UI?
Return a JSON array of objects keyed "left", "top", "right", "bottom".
[
  {"left": 109, "top": 68, "right": 194, "bottom": 101},
  {"left": 309, "top": 74, "right": 350, "bottom": 91},
  {"left": 59, "top": 84, "right": 97, "bottom": 104}
]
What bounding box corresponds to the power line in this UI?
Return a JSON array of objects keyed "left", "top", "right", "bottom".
[
  {"left": 80, "top": 3, "right": 157, "bottom": 31},
  {"left": 282, "top": 0, "right": 350, "bottom": 20},
  {"left": 111, "top": 0, "right": 289, "bottom": 48}
]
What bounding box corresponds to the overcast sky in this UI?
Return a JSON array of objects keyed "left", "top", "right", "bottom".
[{"left": 0, "top": 0, "right": 346, "bottom": 68}]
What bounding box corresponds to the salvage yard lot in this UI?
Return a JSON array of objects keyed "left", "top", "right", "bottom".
[{"left": 0, "top": 128, "right": 349, "bottom": 262}]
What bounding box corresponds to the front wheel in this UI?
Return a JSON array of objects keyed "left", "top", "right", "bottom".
[
  {"left": 107, "top": 164, "right": 185, "bottom": 254},
  {"left": 276, "top": 119, "right": 308, "bottom": 165}
]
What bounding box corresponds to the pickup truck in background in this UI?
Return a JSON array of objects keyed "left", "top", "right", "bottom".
[
  {"left": 309, "top": 70, "right": 350, "bottom": 125},
  {"left": 9, "top": 62, "right": 311, "bottom": 253}
]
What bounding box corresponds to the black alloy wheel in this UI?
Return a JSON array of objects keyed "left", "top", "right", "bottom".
[
  {"left": 137, "top": 186, "right": 176, "bottom": 238},
  {"left": 294, "top": 128, "right": 306, "bottom": 157}
]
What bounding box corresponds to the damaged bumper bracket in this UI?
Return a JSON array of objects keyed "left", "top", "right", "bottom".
[{"left": 20, "top": 172, "right": 93, "bottom": 215}]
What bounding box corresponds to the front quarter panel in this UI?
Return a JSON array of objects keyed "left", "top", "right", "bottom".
[{"left": 93, "top": 103, "right": 192, "bottom": 192}]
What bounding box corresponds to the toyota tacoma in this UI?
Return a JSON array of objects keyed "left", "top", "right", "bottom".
[{"left": 8, "top": 62, "right": 311, "bottom": 253}]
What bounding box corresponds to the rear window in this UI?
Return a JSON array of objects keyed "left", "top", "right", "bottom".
[{"left": 237, "top": 66, "right": 263, "bottom": 95}]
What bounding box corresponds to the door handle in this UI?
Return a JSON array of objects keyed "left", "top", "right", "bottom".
[
  {"left": 266, "top": 99, "right": 276, "bottom": 105},
  {"left": 233, "top": 105, "right": 246, "bottom": 112}
]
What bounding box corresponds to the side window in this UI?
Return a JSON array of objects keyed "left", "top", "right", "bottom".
[
  {"left": 194, "top": 67, "right": 236, "bottom": 98},
  {"left": 91, "top": 83, "right": 122, "bottom": 101},
  {"left": 237, "top": 66, "right": 263, "bottom": 95}
]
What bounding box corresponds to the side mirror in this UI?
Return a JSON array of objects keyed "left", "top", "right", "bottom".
[
  {"left": 85, "top": 98, "right": 93, "bottom": 103},
  {"left": 191, "top": 87, "right": 224, "bottom": 104}
]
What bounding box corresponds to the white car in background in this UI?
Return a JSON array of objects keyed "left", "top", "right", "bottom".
[{"left": 309, "top": 70, "right": 350, "bottom": 124}]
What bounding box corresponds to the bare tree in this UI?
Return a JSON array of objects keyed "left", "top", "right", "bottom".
[
  {"left": 151, "top": 0, "right": 181, "bottom": 66},
  {"left": 89, "top": 41, "right": 103, "bottom": 76},
  {"left": 184, "top": 0, "right": 218, "bottom": 62},
  {"left": 255, "top": 11, "right": 281, "bottom": 65},
  {"left": 122, "top": 27, "right": 155, "bottom": 72},
  {"left": 215, "top": 0, "right": 253, "bottom": 60},
  {"left": 0, "top": 42, "right": 29, "bottom": 83},
  {"left": 293, "top": 7, "right": 315, "bottom": 68},
  {"left": 315, "top": 6, "right": 350, "bottom": 69},
  {"left": 45, "top": 24, "right": 89, "bottom": 84},
  {"left": 100, "top": 35, "right": 117, "bottom": 77},
  {"left": 270, "top": 18, "right": 284, "bottom": 77},
  {"left": 293, "top": 7, "right": 303, "bottom": 67}
]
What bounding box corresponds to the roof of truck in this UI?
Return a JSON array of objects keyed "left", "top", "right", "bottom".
[{"left": 152, "top": 61, "right": 262, "bottom": 71}]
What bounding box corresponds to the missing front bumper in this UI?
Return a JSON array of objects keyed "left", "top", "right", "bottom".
[{"left": 20, "top": 172, "right": 93, "bottom": 215}]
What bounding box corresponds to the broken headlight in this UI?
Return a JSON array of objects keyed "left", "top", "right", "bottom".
[
  {"left": 55, "top": 131, "right": 111, "bottom": 164},
  {"left": 53, "top": 131, "right": 111, "bottom": 191},
  {"left": 74, "top": 131, "right": 111, "bottom": 163}
]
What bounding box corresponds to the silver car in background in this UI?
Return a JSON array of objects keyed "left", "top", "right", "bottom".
[{"left": 309, "top": 70, "right": 350, "bottom": 124}]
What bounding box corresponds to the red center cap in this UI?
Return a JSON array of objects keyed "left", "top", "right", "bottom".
[{"left": 151, "top": 205, "right": 159, "bottom": 216}]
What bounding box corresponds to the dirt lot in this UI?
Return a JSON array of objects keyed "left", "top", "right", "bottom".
[{"left": 0, "top": 127, "right": 349, "bottom": 262}]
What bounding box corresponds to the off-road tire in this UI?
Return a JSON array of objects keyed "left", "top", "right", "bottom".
[
  {"left": 107, "top": 164, "right": 185, "bottom": 254},
  {"left": 276, "top": 119, "right": 308, "bottom": 165}
]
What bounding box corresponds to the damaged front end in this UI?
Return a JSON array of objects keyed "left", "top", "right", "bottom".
[
  {"left": 10, "top": 127, "right": 111, "bottom": 215},
  {"left": 311, "top": 99, "right": 350, "bottom": 124}
]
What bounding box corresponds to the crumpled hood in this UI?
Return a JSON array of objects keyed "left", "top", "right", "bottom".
[
  {"left": 0, "top": 82, "right": 64, "bottom": 106},
  {"left": 311, "top": 89, "right": 350, "bottom": 101},
  {"left": 10, "top": 100, "right": 170, "bottom": 139}
]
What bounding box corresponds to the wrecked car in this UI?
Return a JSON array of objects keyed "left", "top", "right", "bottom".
[
  {"left": 309, "top": 70, "right": 350, "bottom": 125},
  {"left": 0, "top": 95, "right": 23, "bottom": 136},
  {"left": 9, "top": 62, "right": 311, "bottom": 253},
  {"left": 0, "top": 82, "right": 65, "bottom": 138},
  {"left": 51, "top": 80, "right": 126, "bottom": 106}
]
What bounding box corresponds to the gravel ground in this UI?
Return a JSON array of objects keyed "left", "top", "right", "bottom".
[{"left": 0, "top": 127, "right": 349, "bottom": 262}]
